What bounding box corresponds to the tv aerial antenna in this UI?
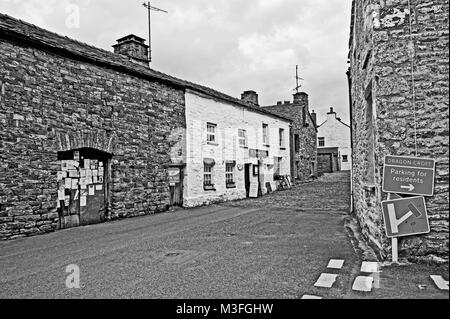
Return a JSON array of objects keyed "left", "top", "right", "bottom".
[
  {"left": 294, "top": 65, "right": 304, "bottom": 93},
  {"left": 142, "top": 1, "right": 168, "bottom": 63}
]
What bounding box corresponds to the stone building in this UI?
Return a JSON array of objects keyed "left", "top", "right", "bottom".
[
  {"left": 262, "top": 93, "right": 318, "bottom": 182},
  {"left": 0, "top": 13, "right": 293, "bottom": 240},
  {"left": 348, "top": 0, "right": 449, "bottom": 262},
  {"left": 317, "top": 107, "right": 352, "bottom": 173},
  {"left": 183, "top": 90, "right": 291, "bottom": 207}
]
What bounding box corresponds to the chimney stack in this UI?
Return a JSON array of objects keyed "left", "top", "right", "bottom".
[
  {"left": 293, "top": 92, "right": 309, "bottom": 110},
  {"left": 311, "top": 110, "right": 317, "bottom": 126},
  {"left": 113, "top": 34, "right": 150, "bottom": 67},
  {"left": 327, "top": 107, "right": 337, "bottom": 120},
  {"left": 241, "top": 90, "right": 259, "bottom": 106}
]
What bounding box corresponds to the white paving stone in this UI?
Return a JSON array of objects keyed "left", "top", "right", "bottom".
[
  {"left": 314, "top": 273, "right": 338, "bottom": 288},
  {"left": 360, "top": 261, "right": 379, "bottom": 273},
  {"left": 301, "top": 295, "right": 323, "bottom": 299},
  {"left": 430, "top": 275, "right": 449, "bottom": 291},
  {"left": 352, "top": 276, "right": 374, "bottom": 292},
  {"left": 327, "top": 259, "right": 345, "bottom": 269}
]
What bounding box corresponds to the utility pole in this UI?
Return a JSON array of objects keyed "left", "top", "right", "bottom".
[
  {"left": 142, "top": 1, "right": 168, "bottom": 63},
  {"left": 294, "top": 65, "right": 304, "bottom": 93}
]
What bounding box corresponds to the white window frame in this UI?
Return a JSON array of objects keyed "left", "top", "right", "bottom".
[
  {"left": 225, "top": 164, "right": 234, "bottom": 186},
  {"left": 204, "top": 164, "right": 213, "bottom": 186},
  {"left": 262, "top": 123, "right": 269, "bottom": 145},
  {"left": 279, "top": 128, "right": 285, "bottom": 148},
  {"left": 318, "top": 137, "right": 325, "bottom": 147},
  {"left": 238, "top": 129, "right": 247, "bottom": 148},
  {"left": 207, "top": 123, "right": 217, "bottom": 143}
]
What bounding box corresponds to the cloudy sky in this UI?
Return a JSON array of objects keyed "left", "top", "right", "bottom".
[{"left": 0, "top": 0, "right": 352, "bottom": 125}]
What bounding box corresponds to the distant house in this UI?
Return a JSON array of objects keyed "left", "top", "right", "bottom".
[
  {"left": 317, "top": 107, "right": 351, "bottom": 173},
  {"left": 261, "top": 92, "right": 318, "bottom": 182}
]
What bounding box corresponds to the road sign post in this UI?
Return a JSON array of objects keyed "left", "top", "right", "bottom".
[{"left": 382, "top": 155, "right": 435, "bottom": 196}]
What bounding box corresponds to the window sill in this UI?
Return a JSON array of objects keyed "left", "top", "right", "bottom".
[
  {"left": 280, "top": 147, "right": 286, "bottom": 150},
  {"left": 204, "top": 185, "right": 216, "bottom": 191},
  {"left": 240, "top": 146, "right": 249, "bottom": 149},
  {"left": 226, "top": 183, "right": 236, "bottom": 189},
  {"left": 207, "top": 142, "right": 219, "bottom": 146},
  {"left": 263, "top": 144, "right": 270, "bottom": 147}
]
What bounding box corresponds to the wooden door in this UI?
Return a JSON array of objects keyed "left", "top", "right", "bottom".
[{"left": 169, "top": 167, "right": 183, "bottom": 206}]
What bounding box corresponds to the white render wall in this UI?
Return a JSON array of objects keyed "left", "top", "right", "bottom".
[
  {"left": 318, "top": 113, "right": 352, "bottom": 171},
  {"left": 184, "top": 90, "right": 291, "bottom": 207}
]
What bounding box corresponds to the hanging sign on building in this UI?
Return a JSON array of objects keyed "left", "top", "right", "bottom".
[
  {"left": 168, "top": 168, "right": 180, "bottom": 186},
  {"left": 382, "top": 155, "right": 435, "bottom": 196},
  {"left": 381, "top": 196, "right": 430, "bottom": 237}
]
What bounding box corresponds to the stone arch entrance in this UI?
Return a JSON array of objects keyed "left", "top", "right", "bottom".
[{"left": 57, "top": 147, "right": 112, "bottom": 229}]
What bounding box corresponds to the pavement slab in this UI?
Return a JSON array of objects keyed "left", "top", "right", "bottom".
[
  {"left": 360, "top": 261, "right": 379, "bottom": 273},
  {"left": 301, "top": 294, "right": 323, "bottom": 299},
  {"left": 352, "top": 276, "right": 374, "bottom": 292},
  {"left": 430, "top": 275, "right": 449, "bottom": 291},
  {"left": 314, "top": 273, "right": 338, "bottom": 288},
  {"left": 327, "top": 259, "right": 344, "bottom": 269}
]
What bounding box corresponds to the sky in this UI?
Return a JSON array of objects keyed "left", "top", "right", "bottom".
[{"left": 0, "top": 0, "right": 353, "bottom": 125}]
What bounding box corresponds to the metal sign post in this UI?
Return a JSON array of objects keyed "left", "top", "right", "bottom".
[{"left": 387, "top": 193, "right": 398, "bottom": 263}]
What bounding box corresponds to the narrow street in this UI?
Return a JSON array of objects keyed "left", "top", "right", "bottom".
[{"left": 0, "top": 172, "right": 447, "bottom": 299}]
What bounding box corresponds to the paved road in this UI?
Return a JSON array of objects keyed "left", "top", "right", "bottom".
[{"left": 0, "top": 171, "right": 447, "bottom": 299}]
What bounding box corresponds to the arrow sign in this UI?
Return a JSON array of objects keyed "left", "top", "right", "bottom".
[
  {"left": 382, "top": 155, "right": 435, "bottom": 196},
  {"left": 400, "top": 184, "right": 415, "bottom": 192}
]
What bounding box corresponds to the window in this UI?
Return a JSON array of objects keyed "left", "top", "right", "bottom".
[
  {"left": 342, "top": 155, "right": 348, "bottom": 162},
  {"left": 238, "top": 129, "right": 247, "bottom": 148},
  {"left": 318, "top": 137, "right": 325, "bottom": 147},
  {"left": 204, "top": 165, "right": 213, "bottom": 186},
  {"left": 279, "top": 128, "right": 285, "bottom": 148},
  {"left": 262, "top": 123, "right": 269, "bottom": 145},
  {"left": 226, "top": 164, "right": 235, "bottom": 187},
  {"left": 207, "top": 123, "right": 217, "bottom": 143},
  {"left": 294, "top": 134, "right": 300, "bottom": 153}
]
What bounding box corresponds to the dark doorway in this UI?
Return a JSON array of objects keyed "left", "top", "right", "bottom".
[
  {"left": 244, "top": 164, "right": 251, "bottom": 197},
  {"left": 169, "top": 166, "right": 184, "bottom": 206}
]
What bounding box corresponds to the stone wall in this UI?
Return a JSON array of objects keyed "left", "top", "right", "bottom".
[
  {"left": 0, "top": 37, "right": 185, "bottom": 240},
  {"left": 349, "top": 0, "right": 449, "bottom": 262},
  {"left": 262, "top": 94, "right": 318, "bottom": 182}
]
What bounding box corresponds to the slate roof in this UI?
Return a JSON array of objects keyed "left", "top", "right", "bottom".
[{"left": 0, "top": 13, "right": 291, "bottom": 123}]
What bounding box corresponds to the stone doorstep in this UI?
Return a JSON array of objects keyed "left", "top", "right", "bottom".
[
  {"left": 314, "top": 273, "right": 338, "bottom": 288},
  {"left": 327, "top": 259, "right": 345, "bottom": 269},
  {"left": 352, "top": 276, "right": 374, "bottom": 292},
  {"left": 430, "top": 275, "right": 449, "bottom": 291}
]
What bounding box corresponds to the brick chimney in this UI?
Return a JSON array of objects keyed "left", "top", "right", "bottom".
[
  {"left": 113, "top": 34, "right": 149, "bottom": 67},
  {"left": 241, "top": 90, "right": 259, "bottom": 106},
  {"left": 293, "top": 92, "right": 309, "bottom": 110}
]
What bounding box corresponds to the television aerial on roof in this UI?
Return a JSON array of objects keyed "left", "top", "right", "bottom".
[
  {"left": 294, "top": 64, "right": 304, "bottom": 93},
  {"left": 142, "top": 1, "right": 168, "bottom": 64}
]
